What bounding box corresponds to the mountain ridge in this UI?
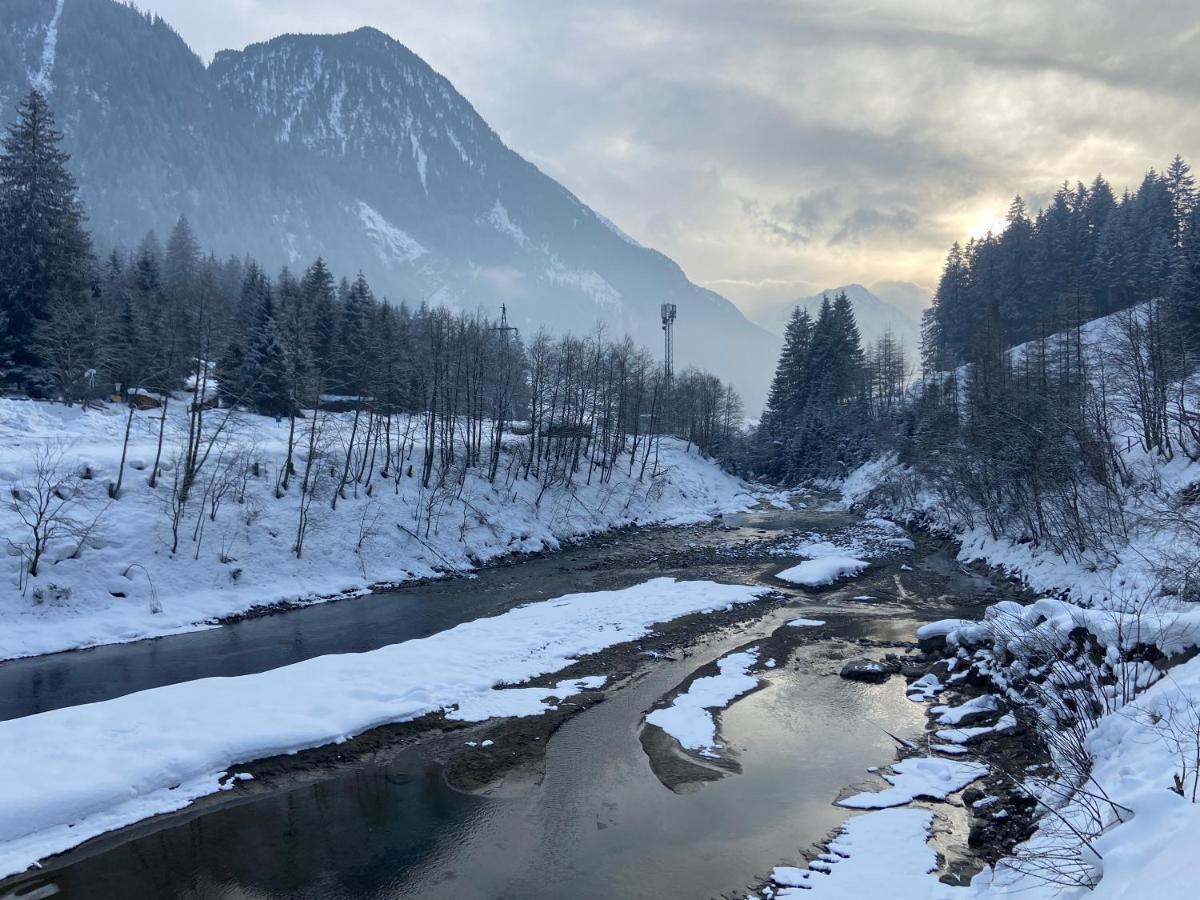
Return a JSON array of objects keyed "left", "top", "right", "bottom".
[
  {"left": 0, "top": 0, "right": 777, "bottom": 408},
  {"left": 751, "top": 282, "right": 921, "bottom": 352}
]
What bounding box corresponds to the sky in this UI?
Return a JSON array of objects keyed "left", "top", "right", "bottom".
[{"left": 135, "top": 0, "right": 1200, "bottom": 324}]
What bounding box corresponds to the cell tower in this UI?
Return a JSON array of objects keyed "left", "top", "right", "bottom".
[{"left": 660, "top": 302, "right": 677, "bottom": 387}]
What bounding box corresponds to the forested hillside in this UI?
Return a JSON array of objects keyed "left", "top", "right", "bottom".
[{"left": 754, "top": 157, "right": 1200, "bottom": 506}]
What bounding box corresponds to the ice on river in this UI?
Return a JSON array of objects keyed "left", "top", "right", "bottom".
[{"left": 0, "top": 577, "right": 766, "bottom": 880}]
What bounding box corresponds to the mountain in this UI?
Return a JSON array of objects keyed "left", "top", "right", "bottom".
[
  {"left": 869, "top": 280, "right": 933, "bottom": 321},
  {"left": 0, "top": 0, "right": 778, "bottom": 409},
  {"left": 753, "top": 283, "right": 921, "bottom": 354}
]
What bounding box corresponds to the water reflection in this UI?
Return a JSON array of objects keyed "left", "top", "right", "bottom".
[{"left": 28, "top": 638, "right": 924, "bottom": 900}]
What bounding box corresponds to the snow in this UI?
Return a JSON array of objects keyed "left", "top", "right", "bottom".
[
  {"left": 916, "top": 618, "right": 969, "bottom": 641},
  {"left": 934, "top": 712, "right": 1017, "bottom": 745},
  {"left": 29, "top": 0, "right": 65, "bottom": 95},
  {"left": 906, "top": 672, "right": 944, "bottom": 702},
  {"left": 837, "top": 757, "right": 988, "bottom": 809},
  {"left": 409, "top": 132, "right": 428, "bottom": 193},
  {"left": 931, "top": 695, "right": 1001, "bottom": 725},
  {"left": 645, "top": 648, "right": 760, "bottom": 757},
  {"left": 485, "top": 199, "right": 530, "bottom": 246},
  {"left": 0, "top": 398, "right": 757, "bottom": 660},
  {"left": 544, "top": 259, "right": 623, "bottom": 309},
  {"left": 777, "top": 556, "right": 868, "bottom": 587},
  {"left": 767, "top": 808, "right": 938, "bottom": 899},
  {"left": 0, "top": 577, "right": 767, "bottom": 878},
  {"left": 357, "top": 201, "right": 427, "bottom": 265},
  {"left": 787, "top": 617, "right": 825, "bottom": 627}
]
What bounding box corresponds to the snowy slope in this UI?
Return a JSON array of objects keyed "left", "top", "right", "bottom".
[
  {"left": 0, "top": 397, "right": 757, "bottom": 660},
  {"left": 818, "top": 307, "right": 1200, "bottom": 900}
]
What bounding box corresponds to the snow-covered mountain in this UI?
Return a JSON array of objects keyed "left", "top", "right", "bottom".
[
  {"left": 0, "top": 0, "right": 777, "bottom": 408},
  {"left": 755, "top": 283, "right": 921, "bottom": 353}
]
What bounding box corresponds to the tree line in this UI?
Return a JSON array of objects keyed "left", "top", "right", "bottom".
[
  {"left": 0, "top": 89, "right": 745, "bottom": 562},
  {"left": 753, "top": 291, "right": 910, "bottom": 480},
  {"left": 751, "top": 155, "right": 1200, "bottom": 563},
  {"left": 923, "top": 157, "right": 1200, "bottom": 371}
]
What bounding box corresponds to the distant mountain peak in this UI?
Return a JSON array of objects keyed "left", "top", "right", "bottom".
[{"left": 749, "top": 282, "right": 920, "bottom": 352}]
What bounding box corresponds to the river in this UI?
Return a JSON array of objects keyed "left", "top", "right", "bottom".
[{"left": 0, "top": 499, "right": 1008, "bottom": 899}]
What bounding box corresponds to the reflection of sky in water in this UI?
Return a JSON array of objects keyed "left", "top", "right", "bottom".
[
  {"left": 30, "top": 634, "right": 924, "bottom": 900},
  {"left": 18, "top": 504, "right": 993, "bottom": 900}
]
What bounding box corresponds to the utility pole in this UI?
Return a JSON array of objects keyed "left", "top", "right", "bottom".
[{"left": 487, "top": 304, "right": 521, "bottom": 481}]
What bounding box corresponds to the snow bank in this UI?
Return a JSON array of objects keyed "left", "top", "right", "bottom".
[
  {"left": 0, "top": 577, "right": 767, "bottom": 878},
  {"left": 931, "top": 695, "right": 1001, "bottom": 725},
  {"left": 0, "top": 398, "right": 756, "bottom": 660},
  {"left": 767, "top": 808, "right": 938, "bottom": 898},
  {"left": 838, "top": 757, "right": 987, "bottom": 810},
  {"left": 777, "top": 556, "right": 869, "bottom": 587},
  {"left": 645, "top": 648, "right": 761, "bottom": 757}
]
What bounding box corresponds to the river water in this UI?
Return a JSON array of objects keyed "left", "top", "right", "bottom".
[{"left": 0, "top": 501, "right": 1004, "bottom": 899}]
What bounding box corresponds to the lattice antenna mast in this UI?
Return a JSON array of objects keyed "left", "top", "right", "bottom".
[
  {"left": 493, "top": 303, "right": 520, "bottom": 340},
  {"left": 660, "top": 303, "right": 677, "bottom": 388}
]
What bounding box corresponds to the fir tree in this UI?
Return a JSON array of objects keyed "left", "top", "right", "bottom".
[
  {"left": 0, "top": 90, "right": 94, "bottom": 386},
  {"left": 243, "top": 280, "right": 291, "bottom": 417}
]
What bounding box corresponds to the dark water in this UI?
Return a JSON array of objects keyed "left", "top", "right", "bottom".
[
  {"left": 14, "top": 617, "right": 926, "bottom": 900},
  {"left": 0, "top": 502, "right": 1000, "bottom": 899},
  {"left": 0, "top": 507, "right": 836, "bottom": 721}
]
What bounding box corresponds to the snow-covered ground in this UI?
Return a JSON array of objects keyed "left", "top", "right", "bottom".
[
  {"left": 0, "top": 577, "right": 767, "bottom": 879},
  {"left": 758, "top": 653, "right": 1200, "bottom": 900},
  {"left": 645, "top": 647, "right": 761, "bottom": 757},
  {"left": 0, "top": 397, "right": 756, "bottom": 660}
]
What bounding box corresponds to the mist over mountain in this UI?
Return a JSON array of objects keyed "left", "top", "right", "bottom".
[
  {"left": 751, "top": 283, "right": 921, "bottom": 355},
  {"left": 868, "top": 281, "right": 932, "bottom": 321},
  {"left": 0, "top": 0, "right": 777, "bottom": 408}
]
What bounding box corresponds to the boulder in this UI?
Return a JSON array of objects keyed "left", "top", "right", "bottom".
[{"left": 840, "top": 659, "right": 894, "bottom": 683}]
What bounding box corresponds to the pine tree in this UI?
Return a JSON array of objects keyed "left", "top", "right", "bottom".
[
  {"left": 760, "top": 308, "right": 812, "bottom": 428},
  {"left": 1171, "top": 206, "right": 1200, "bottom": 347},
  {"left": 336, "top": 273, "right": 375, "bottom": 396},
  {"left": 301, "top": 257, "right": 337, "bottom": 386},
  {"left": 0, "top": 90, "right": 94, "bottom": 387},
  {"left": 243, "top": 279, "right": 291, "bottom": 417},
  {"left": 1166, "top": 155, "right": 1196, "bottom": 247}
]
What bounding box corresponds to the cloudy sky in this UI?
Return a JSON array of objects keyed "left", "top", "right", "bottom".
[{"left": 137, "top": 0, "right": 1200, "bottom": 323}]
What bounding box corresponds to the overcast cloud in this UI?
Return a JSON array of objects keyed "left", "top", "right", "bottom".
[{"left": 135, "top": 0, "right": 1200, "bottom": 321}]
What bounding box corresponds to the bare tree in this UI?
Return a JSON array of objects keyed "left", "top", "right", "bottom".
[{"left": 7, "top": 443, "right": 91, "bottom": 592}]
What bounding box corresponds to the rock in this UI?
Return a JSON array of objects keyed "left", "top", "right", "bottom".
[
  {"left": 900, "top": 659, "right": 929, "bottom": 679},
  {"left": 918, "top": 633, "right": 950, "bottom": 655},
  {"left": 962, "top": 787, "right": 985, "bottom": 805},
  {"left": 840, "top": 659, "right": 893, "bottom": 683}
]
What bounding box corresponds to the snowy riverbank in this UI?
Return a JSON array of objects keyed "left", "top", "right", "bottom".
[
  {"left": 0, "top": 577, "right": 768, "bottom": 879},
  {"left": 0, "top": 398, "right": 756, "bottom": 660},
  {"left": 750, "top": 449, "right": 1200, "bottom": 900}
]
